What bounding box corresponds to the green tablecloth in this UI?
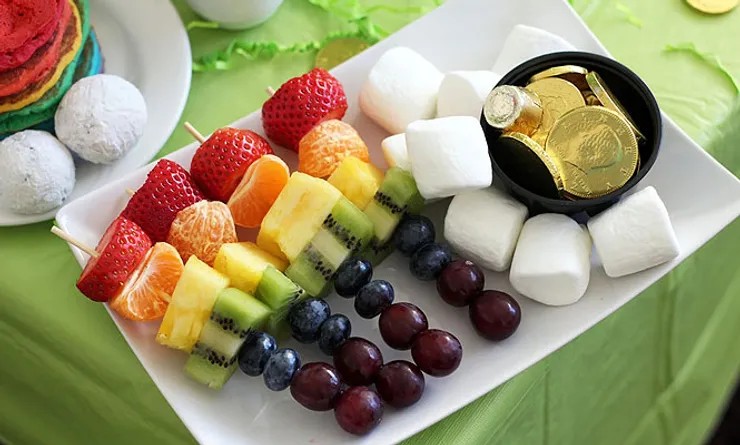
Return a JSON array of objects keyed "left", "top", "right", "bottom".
[{"left": 1, "top": 1, "right": 739, "bottom": 444}]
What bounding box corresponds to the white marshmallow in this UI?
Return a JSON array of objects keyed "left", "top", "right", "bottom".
[
  {"left": 359, "top": 47, "right": 443, "bottom": 134},
  {"left": 444, "top": 188, "right": 528, "bottom": 271},
  {"left": 492, "top": 25, "right": 576, "bottom": 74},
  {"left": 381, "top": 133, "right": 410, "bottom": 171},
  {"left": 437, "top": 71, "right": 502, "bottom": 118},
  {"left": 55, "top": 74, "right": 148, "bottom": 164},
  {"left": 405, "top": 116, "right": 492, "bottom": 200},
  {"left": 510, "top": 214, "right": 592, "bottom": 306},
  {"left": 587, "top": 186, "right": 680, "bottom": 278},
  {"left": 0, "top": 130, "right": 75, "bottom": 214}
]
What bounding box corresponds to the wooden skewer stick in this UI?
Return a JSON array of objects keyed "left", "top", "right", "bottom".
[
  {"left": 183, "top": 121, "right": 206, "bottom": 143},
  {"left": 50, "top": 226, "right": 100, "bottom": 258},
  {"left": 125, "top": 188, "right": 136, "bottom": 197},
  {"left": 266, "top": 86, "right": 276, "bottom": 96}
]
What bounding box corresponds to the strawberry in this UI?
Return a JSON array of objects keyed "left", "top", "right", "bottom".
[
  {"left": 121, "top": 159, "right": 205, "bottom": 242},
  {"left": 76, "top": 217, "right": 152, "bottom": 302},
  {"left": 261, "top": 68, "right": 348, "bottom": 152},
  {"left": 190, "top": 127, "right": 274, "bottom": 202}
]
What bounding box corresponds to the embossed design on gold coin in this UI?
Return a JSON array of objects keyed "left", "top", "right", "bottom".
[
  {"left": 686, "top": 0, "right": 738, "bottom": 14},
  {"left": 526, "top": 78, "right": 586, "bottom": 146},
  {"left": 496, "top": 132, "right": 563, "bottom": 199},
  {"left": 315, "top": 38, "right": 370, "bottom": 70},
  {"left": 529, "top": 65, "right": 589, "bottom": 90},
  {"left": 546, "top": 107, "right": 639, "bottom": 199},
  {"left": 585, "top": 71, "right": 645, "bottom": 141},
  {"left": 484, "top": 85, "right": 543, "bottom": 135}
]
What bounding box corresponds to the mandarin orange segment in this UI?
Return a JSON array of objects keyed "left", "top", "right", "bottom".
[
  {"left": 167, "top": 201, "right": 238, "bottom": 266},
  {"left": 109, "top": 242, "right": 184, "bottom": 321},
  {"left": 297, "top": 119, "right": 370, "bottom": 178},
  {"left": 227, "top": 154, "right": 290, "bottom": 229}
]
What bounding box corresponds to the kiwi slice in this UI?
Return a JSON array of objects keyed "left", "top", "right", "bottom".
[
  {"left": 322, "top": 198, "right": 374, "bottom": 254},
  {"left": 183, "top": 288, "right": 271, "bottom": 389},
  {"left": 285, "top": 198, "right": 374, "bottom": 297},
  {"left": 285, "top": 244, "right": 334, "bottom": 297},
  {"left": 256, "top": 266, "right": 307, "bottom": 339},
  {"left": 184, "top": 343, "right": 237, "bottom": 390},
  {"left": 364, "top": 167, "right": 424, "bottom": 243},
  {"left": 198, "top": 288, "right": 272, "bottom": 358}
]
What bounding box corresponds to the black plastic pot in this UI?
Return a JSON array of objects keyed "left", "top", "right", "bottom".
[{"left": 481, "top": 51, "right": 662, "bottom": 220}]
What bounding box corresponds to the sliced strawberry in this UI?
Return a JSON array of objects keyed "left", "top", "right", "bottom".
[
  {"left": 76, "top": 217, "right": 152, "bottom": 302},
  {"left": 261, "top": 68, "right": 348, "bottom": 152},
  {"left": 190, "top": 127, "right": 274, "bottom": 202},
  {"left": 121, "top": 159, "right": 205, "bottom": 242}
]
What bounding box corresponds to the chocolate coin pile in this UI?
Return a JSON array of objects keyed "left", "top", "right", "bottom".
[{"left": 484, "top": 65, "right": 643, "bottom": 200}]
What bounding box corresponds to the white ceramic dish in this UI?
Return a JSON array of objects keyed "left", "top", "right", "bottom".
[
  {"left": 0, "top": 0, "right": 191, "bottom": 226},
  {"left": 55, "top": 0, "right": 740, "bottom": 444}
]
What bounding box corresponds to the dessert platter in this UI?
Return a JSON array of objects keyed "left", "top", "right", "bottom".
[
  {"left": 0, "top": 0, "right": 191, "bottom": 226},
  {"left": 44, "top": 0, "right": 740, "bottom": 444}
]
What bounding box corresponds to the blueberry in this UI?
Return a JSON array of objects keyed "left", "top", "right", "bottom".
[
  {"left": 288, "top": 298, "right": 331, "bottom": 343},
  {"left": 318, "top": 314, "right": 352, "bottom": 355},
  {"left": 410, "top": 243, "right": 452, "bottom": 281},
  {"left": 238, "top": 331, "right": 277, "bottom": 376},
  {"left": 355, "top": 280, "right": 395, "bottom": 319},
  {"left": 393, "top": 215, "right": 436, "bottom": 256},
  {"left": 263, "top": 348, "right": 301, "bottom": 391},
  {"left": 334, "top": 258, "right": 373, "bottom": 298}
]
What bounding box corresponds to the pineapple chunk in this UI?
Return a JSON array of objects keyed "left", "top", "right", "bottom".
[
  {"left": 327, "top": 157, "right": 384, "bottom": 210},
  {"left": 278, "top": 181, "right": 342, "bottom": 262},
  {"left": 214, "top": 242, "right": 288, "bottom": 294},
  {"left": 156, "top": 256, "right": 229, "bottom": 352},
  {"left": 258, "top": 172, "right": 343, "bottom": 262},
  {"left": 258, "top": 172, "right": 325, "bottom": 261}
]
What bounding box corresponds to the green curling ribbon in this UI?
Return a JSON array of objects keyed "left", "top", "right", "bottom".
[
  {"left": 188, "top": 0, "right": 441, "bottom": 73},
  {"left": 665, "top": 43, "right": 740, "bottom": 95}
]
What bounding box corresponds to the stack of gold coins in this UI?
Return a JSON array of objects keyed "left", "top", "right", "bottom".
[{"left": 484, "top": 65, "right": 643, "bottom": 200}]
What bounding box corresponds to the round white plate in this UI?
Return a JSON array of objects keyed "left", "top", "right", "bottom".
[{"left": 0, "top": 0, "right": 191, "bottom": 226}]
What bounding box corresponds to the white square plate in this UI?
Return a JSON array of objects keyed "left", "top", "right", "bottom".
[{"left": 55, "top": 0, "right": 740, "bottom": 444}]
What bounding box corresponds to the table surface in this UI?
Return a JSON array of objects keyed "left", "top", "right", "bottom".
[{"left": 1, "top": 1, "right": 739, "bottom": 444}]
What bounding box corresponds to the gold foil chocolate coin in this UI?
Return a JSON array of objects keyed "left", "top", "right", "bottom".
[
  {"left": 526, "top": 77, "right": 586, "bottom": 146},
  {"left": 495, "top": 132, "right": 563, "bottom": 199},
  {"left": 584, "top": 92, "right": 601, "bottom": 106},
  {"left": 529, "top": 64, "right": 589, "bottom": 90},
  {"left": 484, "top": 85, "right": 543, "bottom": 136},
  {"left": 585, "top": 71, "right": 645, "bottom": 141},
  {"left": 546, "top": 107, "right": 639, "bottom": 199},
  {"left": 315, "top": 38, "right": 370, "bottom": 70},
  {"left": 686, "top": 0, "right": 738, "bottom": 14}
]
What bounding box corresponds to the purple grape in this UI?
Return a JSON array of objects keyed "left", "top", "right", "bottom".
[
  {"left": 378, "top": 303, "right": 428, "bottom": 350},
  {"left": 436, "top": 259, "right": 485, "bottom": 307},
  {"left": 333, "top": 386, "right": 383, "bottom": 436},
  {"left": 411, "top": 329, "right": 462, "bottom": 377},
  {"left": 375, "top": 360, "right": 425, "bottom": 408},
  {"left": 333, "top": 337, "right": 383, "bottom": 386},
  {"left": 290, "top": 362, "right": 341, "bottom": 411},
  {"left": 469, "top": 290, "right": 521, "bottom": 341}
]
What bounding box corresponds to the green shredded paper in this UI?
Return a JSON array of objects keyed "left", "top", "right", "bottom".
[
  {"left": 664, "top": 42, "right": 740, "bottom": 95},
  {"left": 614, "top": 1, "right": 642, "bottom": 28},
  {"left": 189, "top": 0, "right": 442, "bottom": 72}
]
